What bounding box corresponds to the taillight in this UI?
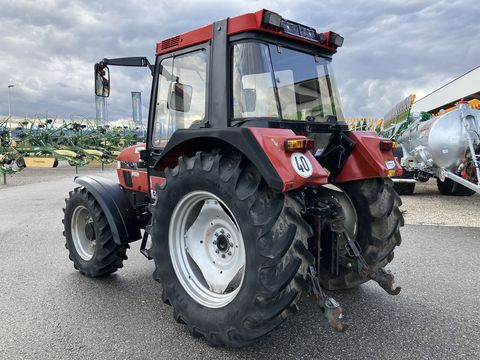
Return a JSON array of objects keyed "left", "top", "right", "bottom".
[
  {"left": 284, "top": 139, "right": 315, "bottom": 152},
  {"left": 379, "top": 140, "right": 393, "bottom": 151}
]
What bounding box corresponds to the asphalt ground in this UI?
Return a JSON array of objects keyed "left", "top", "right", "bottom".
[
  {"left": 0, "top": 163, "right": 116, "bottom": 187},
  {"left": 0, "top": 168, "right": 479, "bottom": 359}
]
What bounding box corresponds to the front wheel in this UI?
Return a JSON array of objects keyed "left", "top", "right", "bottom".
[
  {"left": 148, "top": 151, "right": 313, "bottom": 347},
  {"left": 63, "top": 187, "right": 128, "bottom": 277}
]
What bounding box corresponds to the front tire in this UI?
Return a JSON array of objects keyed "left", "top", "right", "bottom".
[
  {"left": 63, "top": 187, "right": 128, "bottom": 277},
  {"left": 148, "top": 151, "right": 313, "bottom": 347}
]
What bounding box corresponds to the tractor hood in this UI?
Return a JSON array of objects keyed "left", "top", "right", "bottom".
[{"left": 116, "top": 143, "right": 146, "bottom": 164}]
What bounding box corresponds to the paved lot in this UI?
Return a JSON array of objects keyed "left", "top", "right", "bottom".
[
  {"left": 0, "top": 170, "right": 479, "bottom": 359},
  {"left": 0, "top": 164, "right": 115, "bottom": 187}
]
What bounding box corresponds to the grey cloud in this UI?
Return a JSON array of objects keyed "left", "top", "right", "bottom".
[{"left": 0, "top": 0, "right": 478, "bottom": 121}]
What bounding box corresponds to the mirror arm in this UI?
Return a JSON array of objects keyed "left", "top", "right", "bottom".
[
  {"left": 158, "top": 64, "right": 177, "bottom": 82},
  {"left": 100, "top": 57, "right": 154, "bottom": 76}
]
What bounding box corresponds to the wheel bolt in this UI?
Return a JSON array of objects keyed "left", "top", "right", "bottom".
[
  {"left": 222, "top": 254, "right": 226, "bottom": 258},
  {"left": 227, "top": 251, "right": 232, "bottom": 256},
  {"left": 229, "top": 242, "right": 233, "bottom": 247},
  {"left": 214, "top": 232, "right": 219, "bottom": 237},
  {"left": 215, "top": 249, "right": 219, "bottom": 254},
  {"left": 220, "top": 229, "right": 225, "bottom": 234},
  {"left": 226, "top": 234, "right": 231, "bottom": 238},
  {"left": 213, "top": 240, "right": 217, "bottom": 245}
]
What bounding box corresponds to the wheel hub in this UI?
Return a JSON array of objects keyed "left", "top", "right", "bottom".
[
  {"left": 215, "top": 234, "right": 229, "bottom": 252},
  {"left": 85, "top": 222, "right": 96, "bottom": 241},
  {"left": 71, "top": 205, "right": 96, "bottom": 261}
]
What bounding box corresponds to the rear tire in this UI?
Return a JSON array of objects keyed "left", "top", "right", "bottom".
[
  {"left": 436, "top": 178, "right": 475, "bottom": 196},
  {"left": 393, "top": 181, "right": 415, "bottom": 195},
  {"left": 148, "top": 151, "right": 313, "bottom": 347},
  {"left": 63, "top": 187, "right": 128, "bottom": 277},
  {"left": 320, "top": 178, "right": 404, "bottom": 290}
]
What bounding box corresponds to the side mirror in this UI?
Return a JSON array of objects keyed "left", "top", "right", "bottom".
[
  {"left": 243, "top": 88, "right": 256, "bottom": 112},
  {"left": 137, "top": 148, "right": 147, "bottom": 168},
  {"left": 95, "top": 63, "right": 110, "bottom": 97},
  {"left": 168, "top": 82, "right": 192, "bottom": 112},
  {"left": 139, "top": 149, "right": 147, "bottom": 161}
]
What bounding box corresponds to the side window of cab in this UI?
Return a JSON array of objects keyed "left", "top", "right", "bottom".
[{"left": 153, "top": 50, "right": 207, "bottom": 148}]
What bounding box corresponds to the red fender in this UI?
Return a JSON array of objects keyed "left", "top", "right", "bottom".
[
  {"left": 334, "top": 131, "right": 402, "bottom": 183},
  {"left": 248, "top": 128, "right": 329, "bottom": 191}
]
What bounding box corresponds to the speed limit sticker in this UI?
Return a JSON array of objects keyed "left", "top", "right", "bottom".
[{"left": 290, "top": 152, "right": 313, "bottom": 178}]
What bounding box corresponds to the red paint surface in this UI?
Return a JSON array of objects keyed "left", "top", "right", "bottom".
[
  {"left": 116, "top": 144, "right": 149, "bottom": 192},
  {"left": 156, "top": 25, "right": 212, "bottom": 55},
  {"left": 334, "top": 132, "right": 402, "bottom": 183},
  {"left": 116, "top": 143, "right": 146, "bottom": 163},
  {"left": 156, "top": 9, "right": 338, "bottom": 56},
  {"left": 117, "top": 169, "right": 149, "bottom": 193},
  {"left": 248, "top": 128, "right": 329, "bottom": 192},
  {"left": 150, "top": 176, "right": 166, "bottom": 190}
]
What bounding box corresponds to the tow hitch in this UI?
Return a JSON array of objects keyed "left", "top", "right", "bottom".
[
  {"left": 303, "top": 196, "right": 401, "bottom": 332},
  {"left": 343, "top": 231, "right": 401, "bottom": 295}
]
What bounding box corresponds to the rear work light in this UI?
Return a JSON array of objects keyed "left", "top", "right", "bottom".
[
  {"left": 262, "top": 11, "right": 282, "bottom": 28},
  {"left": 328, "top": 32, "right": 344, "bottom": 47},
  {"left": 281, "top": 20, "right": 318, "bottom": 42},
  {"left": 284, "top": 139, "right": 315, "bottom": 152}
]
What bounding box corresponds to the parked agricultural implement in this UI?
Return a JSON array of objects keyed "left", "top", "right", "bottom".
[
  {"left": 382, "top": 97, "right": 480, "bottom": 196},
  {"left": 0, "top": 120, "right": 25, "bottom": 184},
  {"left": 62, "top": 9, "right": 405, "bottom": 347},
  {"left": 1, "top": 116, "right": 145, "bottom": 174}
]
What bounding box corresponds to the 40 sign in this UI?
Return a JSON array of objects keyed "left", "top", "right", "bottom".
[{"left": 290, "top": 152, "right": 313, "bottom": 178}]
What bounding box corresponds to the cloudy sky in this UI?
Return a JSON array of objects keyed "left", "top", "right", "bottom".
[{"left": 0, "top": 0, "right": 479, "bottom": 122}]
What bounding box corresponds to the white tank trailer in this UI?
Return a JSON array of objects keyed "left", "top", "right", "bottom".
[{"left": 394, "top": 102, "right": 480, "bottom": 196}]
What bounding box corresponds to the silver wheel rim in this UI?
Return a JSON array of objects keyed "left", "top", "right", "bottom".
[
  {"left": 71, "top": 205, "right": 96, "bottom": 261},
  {"left": 169, "top": 191, "right": 246, "bottom": 308}
]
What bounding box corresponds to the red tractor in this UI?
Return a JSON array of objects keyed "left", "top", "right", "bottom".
[{"left": 63, "top": 9, "right": 404, "bottom": 347}]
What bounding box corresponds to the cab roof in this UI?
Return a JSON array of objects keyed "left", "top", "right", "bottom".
[{"left": 155, "top": 9, "right": 342, "bottom": 56}]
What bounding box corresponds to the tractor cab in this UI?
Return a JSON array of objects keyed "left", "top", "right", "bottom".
[{"left": 95, "top": 10, "right": 346, "bottom": 150}]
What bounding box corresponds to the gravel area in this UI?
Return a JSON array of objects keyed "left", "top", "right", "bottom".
[{"left": 400, "top": 180, "right": 480, "bottom": 227}]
